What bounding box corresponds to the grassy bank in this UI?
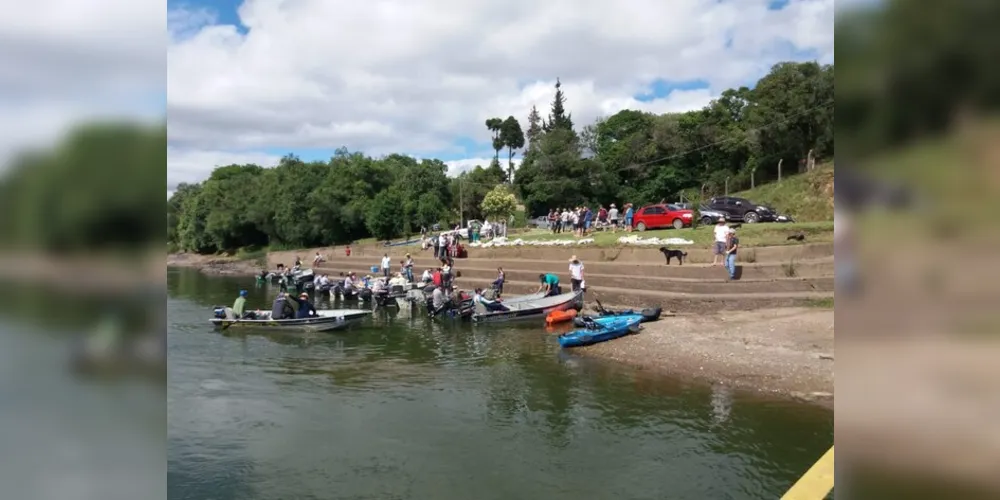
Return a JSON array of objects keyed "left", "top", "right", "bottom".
[
  {"left": 514, "top": 221, "right": 833, "bottom": 248},
  {"left": 732, "top": 164, "right": 835, "bottom": 222}
]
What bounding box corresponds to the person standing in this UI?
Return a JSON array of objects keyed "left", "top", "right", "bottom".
[
  {"left": 624, "top": 203, "right": 635, "bottom": 232},
  {"left": 724, "top": 225, "right": 740, "bottom": 281},
  {"left": 712, "top": 217, "right": 731, "bottom": 267},
  {"left": 381, "top": 253, "right": 391, "bottom": 278},
  {"left": 568, "top": 256, "right": 585, "bottom": 292},
  {"left": 608, "top": 204, "right": 619, "bottom": 232}
]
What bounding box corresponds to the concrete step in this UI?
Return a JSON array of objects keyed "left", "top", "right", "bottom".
[
  {"left": 458, "top": 279, "right": 834, "bottom": 312},
  {"left": 314, "top": 256, "right": 833, "bottom": 281},
  {"left": 314, "top": 263, "right": 833, "bottom": 294},
  {"left": 329, "top": 241, "right": 835, "bottom": 264}
]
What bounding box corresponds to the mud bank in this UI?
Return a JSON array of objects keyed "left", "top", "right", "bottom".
[
  {"left": 166, "top": 253, "right": 261, "bottom": 276},
  {"left": 570, "top": 306, "right": 834, "bottom": 406}
]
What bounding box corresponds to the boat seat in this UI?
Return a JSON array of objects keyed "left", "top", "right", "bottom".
[{"left": 473, "top": 301, "right": 488, "bottom": 315}]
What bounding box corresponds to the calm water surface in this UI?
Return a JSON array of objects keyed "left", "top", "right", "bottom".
[{"left": 167, "top": 267, "right": 833, "bottom": 499}]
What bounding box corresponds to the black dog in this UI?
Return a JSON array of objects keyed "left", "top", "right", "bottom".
[
  {"left": 729, "top": 223, "right": 743, "bottom": 230},
  {"left": 786, "top": 233, "right": 805, "bottom": 242},
  {"left": 658, "top": 247, "right": 688, "bottom": 265}
]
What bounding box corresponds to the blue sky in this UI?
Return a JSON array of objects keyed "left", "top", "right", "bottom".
[{"left": 167, "top": 0, "right": 834, "bottom": 187}]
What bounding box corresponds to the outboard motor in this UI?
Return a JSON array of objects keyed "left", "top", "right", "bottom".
[
  {"left": 213, "top": 307, "right": 227, "bottom": 319},
  {"left": 332, "top": 283, "right": 344, "bottom": 299},
  {"left": 359, "top": 288, "right": 373, "bottom": 302}
]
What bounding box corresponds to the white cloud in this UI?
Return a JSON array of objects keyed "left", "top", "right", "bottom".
[
  {"left": 167, "top": 0, "right": 834, "bottom": 184},
  {"left": 0, "top": 0, "right": 165, "bottom": 170},
  {"left": 167, "top": 147, "right": 283, "bottom": 190}
]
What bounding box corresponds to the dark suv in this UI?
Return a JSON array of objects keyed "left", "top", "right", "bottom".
[{"left": 704, "top": 196, "right": 776, "bottom": 223}]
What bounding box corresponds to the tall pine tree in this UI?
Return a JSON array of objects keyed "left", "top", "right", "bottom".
[{"left": 542, "top": 78, "right": 574, "bottom": 132}]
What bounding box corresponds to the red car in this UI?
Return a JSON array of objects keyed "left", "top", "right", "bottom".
[{"left": 631, "top": 204, "right": 694, "bottom": 231}]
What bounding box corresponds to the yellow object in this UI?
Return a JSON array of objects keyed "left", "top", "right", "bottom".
[{"left": 781, "top": 446, "right": 834, "bottom": 500}]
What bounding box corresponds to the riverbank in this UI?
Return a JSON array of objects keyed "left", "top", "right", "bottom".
[
  {"left": 166, "top": 252, "right": 262, "bottom": 276},
  {"left": 570, "top": 306, "right": 835, "bottom": 406}
]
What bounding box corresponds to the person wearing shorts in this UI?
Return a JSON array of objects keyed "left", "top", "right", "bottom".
[
  {"left": 624, "top": 204, "right": 634, "bottom": 232},
  {"left": 712, "top": 217, "right": 730, "bottom": 266}
]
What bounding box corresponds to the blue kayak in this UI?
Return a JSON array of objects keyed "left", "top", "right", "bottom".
[{"left": 558, "top": 314, "right": 643, "bottom": 348}]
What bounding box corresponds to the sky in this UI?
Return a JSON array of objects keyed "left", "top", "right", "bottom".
[{"left": 163, "top": 0, "right": 839, "bottom": 195}]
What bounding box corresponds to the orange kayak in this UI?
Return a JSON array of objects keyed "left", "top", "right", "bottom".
[{"left": 545, "top": 309, "right": 577, "bottom": 325}]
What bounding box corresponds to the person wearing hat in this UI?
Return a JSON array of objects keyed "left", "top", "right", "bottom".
[
  {"left": 608, "top": 203, "right": 619, "bottom": 231},
  {"left": 724, "top": 223, "right": 740, "bottom": 281},
  {"left": 232, "top": 289, "right": 249, "bottom": 318},
  {"left": 287, "top": 291, "right": 317, "bottom": 319},
  {"left": 624, "top": 203, "right": 635, "bottom": 232},
  {"left": 712, "top": 217, "right": 731, "bottom": 267},
  {"left": 568, "top": 256, "right": 585, "bottom": 292}
]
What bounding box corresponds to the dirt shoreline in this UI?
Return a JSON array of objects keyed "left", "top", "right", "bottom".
[
  {"left": 572, "top": 306, "right": 834, "bottom": 406},
  {"left": 167, "top": 253, "right": 262, "bottom": 276}
]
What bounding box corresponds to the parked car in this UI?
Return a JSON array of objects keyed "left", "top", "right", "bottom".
[
  {"left": 631, "top": 204, "right": 694, "bottom": 231},
  {"left": 703, "top": 196, "right": 776, "bottom": 223},
  {"left": 697, "top": 206, "right": 730, "bottom": 226},
  {"left": 529, "top": 216, "right": 551, "bottom": 229}
]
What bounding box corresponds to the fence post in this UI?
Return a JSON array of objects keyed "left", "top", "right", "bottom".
[
  {"left": 777, "top": 159, "right": 783, "bottom": 182},
  {"left": 725, "top": 177, "right": 730, "bottom": 196}
]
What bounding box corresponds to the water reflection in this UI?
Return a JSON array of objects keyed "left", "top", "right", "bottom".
[{"left": 168, "top": 267, "right": 833, "bottom": 499}]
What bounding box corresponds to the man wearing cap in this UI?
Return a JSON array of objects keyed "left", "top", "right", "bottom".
[
  {"left": 287, "top": 292, "right": 317, "bottom": 319},
  {"left": 608, "top": 204, "right": 619, "bottom": 232},
  {"left": 232, "top": 290, "right": 249, "bottom": 318}
]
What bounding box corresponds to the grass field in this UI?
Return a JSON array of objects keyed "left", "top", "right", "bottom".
[
  {"left": 731, "top": 163, "right": 835, "bottom": 222},
  {"left": 514, "top": 221, "right": 834, "bottom": 248}
]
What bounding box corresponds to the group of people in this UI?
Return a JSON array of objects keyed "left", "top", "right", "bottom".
[
  {"left": 547, "top": 203, "right": 635, "bottom": 236},
  {"left": 711, "top": 217, "right": 741, "bottom": 280},
  {"left": 228, "top": 288, "right": 319, "bottom": 321}
]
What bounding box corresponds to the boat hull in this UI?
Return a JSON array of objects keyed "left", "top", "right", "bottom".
[
  {"left": 559, "top": 314, "right": 643, "bottom": 348},
  {"left": 472, "top": 290, "right": 584, "bottom": 324},
  {"left": 209, "top": 309, "right": 370, "bottom": 332}
]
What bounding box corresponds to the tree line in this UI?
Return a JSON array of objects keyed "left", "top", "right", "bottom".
[{"left": 165, "top": 60, "right": 833, "bottom": 253}]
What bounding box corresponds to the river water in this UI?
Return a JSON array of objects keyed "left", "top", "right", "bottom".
[{"left": 167, "top": 267, "right": 833, "bottom": 499}]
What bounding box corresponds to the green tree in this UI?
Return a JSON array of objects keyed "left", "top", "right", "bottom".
[
  {"left": 485, "top": 117, "right": 504, "bottom": 164},
  {"left": 499, "top": 116, "right": 525, "bottom": 183},
  {"left": 481, "top": 185, "right": 517, "bottom": 221},
  {"left": 366, "top": 189, "right": 404, "bottom": 240}
]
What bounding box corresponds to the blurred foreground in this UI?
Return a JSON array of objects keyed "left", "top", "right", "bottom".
[{"left": 836, "top": 1, "right": 1000, "bottom": 497}]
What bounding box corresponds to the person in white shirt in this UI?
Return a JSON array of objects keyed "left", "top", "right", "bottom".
[
  {"left": 561, "top": 210, "right": 570, "bottom": 231},
  {"left": 712, "top": 217, "right": 732, "bottom": 267},
  {"left": 381, "top": 254, "right": 391, "bottom": 277},
  {"left": 608, "top": 204, "right": 620, "bottom": 232},
  {"left": 473, "top": 287, "right": 509, "bottom": 312},
  {"left": 344, "top": 273, "right": 355, "bottom": 289},
  {"left": 319, "top": 274, "right": 330, "bottom": 286},
  {"left": 568, "top": 255, "right": 585, "bottom": 291},
  {"left": 421, "top": 269, "right": 433, "bottom": 284}
]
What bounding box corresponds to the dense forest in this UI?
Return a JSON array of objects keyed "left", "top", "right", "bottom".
[{"left": 165, "top": 60, "right": 833, "bottom": 253}]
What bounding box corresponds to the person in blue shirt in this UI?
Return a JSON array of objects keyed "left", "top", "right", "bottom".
[
  {"left": 537, "top": 273, "right": 562, "bottom": 296},
  {"left": 624, "top": 203, "right": 635, "bottom": 232}
]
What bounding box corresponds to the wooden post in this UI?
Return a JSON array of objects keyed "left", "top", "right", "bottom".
[
  {"left": 725, "top": 177, "right": 730, "bottom": 196},
  {"left": 751, "top": 168, "right": 756, "bottom": 189},
  {"left": 807, "top": 149, "right": 815, "bottom": 171},
  {"left": 778, "top": 159, "right": 783, "bottom": 182}
]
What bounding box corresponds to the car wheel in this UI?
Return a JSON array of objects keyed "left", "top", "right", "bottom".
[
  {"left": 672, "top": 219, "right": 684, "bottom": 230},
  {"left": 700, "top": 216, "right": 713, "bottom": 226},
  {"left": 636, "top": 222, "right": 647, "bottom": 232},
  {"left": 744, "top": 211, "right": 759, "bottom": 223}
]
